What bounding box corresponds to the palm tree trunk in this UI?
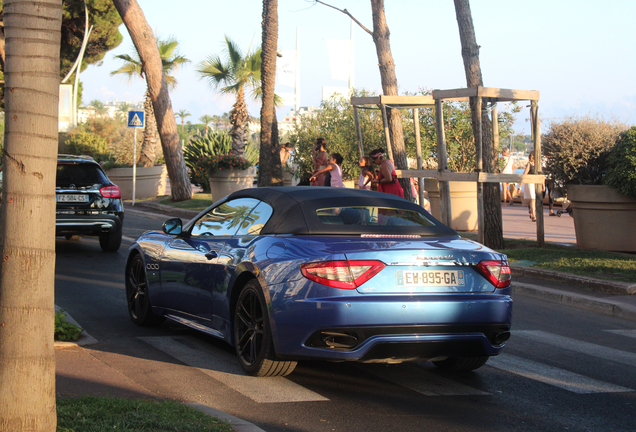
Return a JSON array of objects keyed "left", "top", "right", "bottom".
[
  {"left": 258, "top": 0, "right": 283, "bottom": 186},
  {"left": 229, "top": 87, "right": 248, "bottom": 156},
  {"left": 138, "top": 89, "right": 157, "bottom": 167},
  {"left": 454, "top": 0, "right": 503, "bottom": 249},
  {"left": 113, "top": 0, "right": 191, "bottom": 201},
  {"left": 0, "top": 1, "right": 60, "bottom": 430},
  {"left": 370, "top": 0, "right": 411, "bottom": 201}
]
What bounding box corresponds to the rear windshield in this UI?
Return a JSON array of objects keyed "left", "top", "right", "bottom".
[
  {"left": 316, "top": 206, "right": 436, "bottom": 227},
  {"left": 56, "top": 163, "right": 108, "bottom": 188}
]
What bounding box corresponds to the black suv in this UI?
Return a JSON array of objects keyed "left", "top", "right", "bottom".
[{"left": 56, "top": 155, "right": 124, "bottom": 251}]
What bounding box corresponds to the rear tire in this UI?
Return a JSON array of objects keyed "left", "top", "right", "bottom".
[
  {"left": 233, "top": 280, "right": 297, "bottom": 377},
  {"left": 125, "top": 254, "right": 164, "bottom": 326},
  {"left": 433, "top": 356, "right": 489, "bottom": 371},
  {"left": 100, "top": 226, "right": 122, "bottom": 252}
]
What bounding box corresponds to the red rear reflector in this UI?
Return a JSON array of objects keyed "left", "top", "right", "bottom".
[
  {"left": 477, "top": 260, "right": 511, "bottom": 288},
  {"left": 100, "top": 185, "right": 121, "bottom": 199},
  {"left": 300, "top": 260, "right": 385, "bottom": 290}
]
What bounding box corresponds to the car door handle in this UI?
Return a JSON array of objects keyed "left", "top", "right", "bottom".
[{"left": 205, "top": 251, "right": 218, "bottom": 260}]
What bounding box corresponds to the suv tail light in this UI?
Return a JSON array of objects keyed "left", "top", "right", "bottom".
[
  {"left": 300, "top": 260, "right": 385, "bottom": 290},
  {"left": 477, "top": 260, "right": 511, "bottom": 288},
  {"left": 100, "top": 185, "right": 121, "bottom": 199}
]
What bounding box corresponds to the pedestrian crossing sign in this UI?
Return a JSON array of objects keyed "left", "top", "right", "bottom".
[{"left": 127, "top": 110, "right": 145, "bottom": 128}]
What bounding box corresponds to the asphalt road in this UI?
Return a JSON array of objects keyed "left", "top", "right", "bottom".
[{"left": 54, "top": 210, "right": 636, "bottom": 432}]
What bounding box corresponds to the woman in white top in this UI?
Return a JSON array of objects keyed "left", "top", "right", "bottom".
[
  {"left": 358, "top": 156, "right": 373, "bottom": 190},
  {"left": 500, "top": 148, "right": 515, "bottom": 205},
  {"left": 310, "top": 153, "right": 346, "bottom": 187}
]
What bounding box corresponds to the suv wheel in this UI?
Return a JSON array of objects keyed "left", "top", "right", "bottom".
[{"left": 99, "top": 227, "right": 122, "bottom": 252}]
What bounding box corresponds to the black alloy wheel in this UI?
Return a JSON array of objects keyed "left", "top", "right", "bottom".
[
  {"left": 233, "top": 280, "right": 296, "bottom": 377},
  {"left": 126, "top": 254, "right": 163, "bottom": 326}
]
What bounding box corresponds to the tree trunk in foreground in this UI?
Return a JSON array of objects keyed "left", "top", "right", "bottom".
[
  {"left": 259, "top": 0, "right": 283, "bottom": 186},
  {"left": 138, "top": 89, "right": 157, "bottom": 167},
  {"left": 370, "top": 0, "right": 412, "bottom": 201},
  {"left": 113, "top": 0, "right": 191, "bottom": 201},
  {"left": 454, "top": 0, "right": 503, "bottom": 249},
  {"left": 0, "top": 1, "right": 61, "bottom": 430}
]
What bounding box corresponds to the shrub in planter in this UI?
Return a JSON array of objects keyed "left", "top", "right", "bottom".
[
  {"left": 184, "top": 131, "right": 258, "bottom": 191},
  {"left": 65, "top": 130, "right": 109, "bottom": 160},
  {"left": 604, "top": 126, "right": 636, "bottom": 199},
  {"left": 543, "top": 115, "right": 626, "bottom": 185},
  {"left": 198, "top": 154, "right": 252, "bottom": 176}
]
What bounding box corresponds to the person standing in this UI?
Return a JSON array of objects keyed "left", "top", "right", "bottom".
[
  {"left": 310, "top": 153, "right": 345, "bottom": 187},
  {"left": 369, "top": 148, "right": 404, "bottom": 198},
  {"left": 500, "top": 147, "right": 515, "bottom": 205},
  {"left": 358, "top": 156, "right": 374, "bottom": 190},
  {"left": 522, "top": 152, "right": 537, "bottom": 222},
  {"left": 311, "top": 138, "right": 329, "bottom": 186}
]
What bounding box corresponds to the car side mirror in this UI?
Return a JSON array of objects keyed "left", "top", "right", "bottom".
[{"left": 162, "top": 218, "right": 183, "bottom": 235}]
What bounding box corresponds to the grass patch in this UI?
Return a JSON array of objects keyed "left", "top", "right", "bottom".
[
  {"left": 157, "top": 193, "right": 212, "bottom": 212},
  {"left": 56, "top": 396, "right": 233, "bottom": 432},
  {"left": 458, "top": 232, "right": 636, "bottom": 282}
]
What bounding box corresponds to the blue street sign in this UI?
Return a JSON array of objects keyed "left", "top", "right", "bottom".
[{"left": 128, "top": 110, "right": 145, "bottom": 128}]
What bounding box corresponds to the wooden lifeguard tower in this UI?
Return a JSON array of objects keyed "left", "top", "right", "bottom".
[{"left": 351, "top": 87, "right": 546, "bottom": 245}]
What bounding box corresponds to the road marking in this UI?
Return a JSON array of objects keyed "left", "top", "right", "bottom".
[
  {"left": 358, "top": 363, "right": 490, "bottom": 396},
  {"left": 515, "top": 330, "right": 636, "bottom": 368},
  {"left": 139, "top": 335, "right": 328, "bottom": 403},
  {"left": 122, "top": 235, "right": 136, "bottom": 243},
  {"left": 488, "top": 354, "right": 633, "bottom": 394},
  {"left": 605, "top": 329, "right": 636, "bottom": 339}
]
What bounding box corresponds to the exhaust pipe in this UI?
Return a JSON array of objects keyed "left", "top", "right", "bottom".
[
  {"left": 321, "top": 332, "right": 358, "bottom": 349},
  {"left": 494, "top": 331, "right": 511, "bottom": 345}
]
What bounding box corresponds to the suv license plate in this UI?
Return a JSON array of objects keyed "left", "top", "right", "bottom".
[
  {"left": 397, "top": 270, "right": 465, "bottom": 287},
  {"left": 57, "top": 194, "right": 88, "bottom": 203}
]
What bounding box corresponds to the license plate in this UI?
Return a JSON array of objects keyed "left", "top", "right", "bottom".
[
  {"left": 57, "top": 194, "right": 88, "bottom": 203},
  {"left": 396, "top": 270, "right": 464, "bottom": 287}
]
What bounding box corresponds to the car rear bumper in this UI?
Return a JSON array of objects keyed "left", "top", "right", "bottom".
[
  {"left": 56, "top": 212, "right": 123, "bottom": 236},
  {"left": 270, "top": 285, "right": 513, "bottom": 362}
]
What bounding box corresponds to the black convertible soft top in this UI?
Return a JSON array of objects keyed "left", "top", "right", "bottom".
[{"left": 225, "top": 187, "right": 458, "bottom": 237}]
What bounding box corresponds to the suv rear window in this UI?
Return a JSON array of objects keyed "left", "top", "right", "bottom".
[
  {"left": 56, "top": 163, "right": 108, "bottom": 188},
  {"left": 316, "top": 206, "right": 436, "bottom": 227}
]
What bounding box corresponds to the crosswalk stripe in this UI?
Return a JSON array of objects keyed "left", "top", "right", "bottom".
[
  {"left": 514, "top": 330, "right": 636, "bottom": 368},
  {"left": 605, "top": 329, "right": 636, "bottom": 339},
  {"left": 488, "top": 354, "right": 633, "bottom": 394},
  {"left": 358, "top": 363, "right": 490, "bottom": 396},
  {"left": 139, "top": 335, "right": 329, "bottom": 403}
]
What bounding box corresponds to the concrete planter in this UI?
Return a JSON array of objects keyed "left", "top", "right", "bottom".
[
  {"left": 209, "top": 166, "right": 256, "bottom": 201},
  {"left": 568, "top": 184, "right": 636, "bottom": 252},
  {"left": 425, "top": 179, "right": 478, "bottom": 231},
  {"left": 106, "top": 165, "right": 168, "bottom": 200}
]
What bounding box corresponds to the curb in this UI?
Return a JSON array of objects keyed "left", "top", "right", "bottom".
[
  {"left": 187, "top": 403, "right": 266, "bottom": 432},
  {"left": 511, "top": 265, "right": 636, "bottom": 296},
  {"left": 512, "top": 282, "right": 636, "bottom": 321},
  {"left": 54, "top": 306, "right": 98, "bottom": 348}
]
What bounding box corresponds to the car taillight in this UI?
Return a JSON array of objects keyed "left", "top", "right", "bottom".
[
  {"left": 300, "top": 260, "right": 385, "bottom": 290},
  {"left": 100, "top": 185, "right": 121, "bottom": 199},
  {"left": 477, "top": 260, "right": 511, "bottom": 288}
]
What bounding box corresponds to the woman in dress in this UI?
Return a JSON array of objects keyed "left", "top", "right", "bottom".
[
  {"left": 522, "top": 152, "right": 537, "bottom": 221},
  {"left": 369, "top": 148, "right": 404, "bottom": 198},
  {"left": 500, "top": 147, "right": 515, "bottom": 205},
  {"left": 311, "top": 138, "right": 329, "bottom": 186},
  {"left": 358, "top": 156, "right": 374, "bottom": 190}
]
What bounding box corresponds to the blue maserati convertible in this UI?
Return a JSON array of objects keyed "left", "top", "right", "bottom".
[{"left": 125, "top": 187, "right": 512, "bottom": 377}]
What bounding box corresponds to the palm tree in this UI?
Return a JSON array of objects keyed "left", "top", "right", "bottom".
[
  {"left": 116, "top": 102, "right": 132, "bottom": 122},
  {"left": 199, "top": 114, "right": 214, "bottom": 134},
  {"left": 0, "top": 2, "right": 61, "bottom": 429},
  {"left": 197, "top": 37, "right": 262, "bottom": 156},
  {"left": 111, "top": 37, "right": 190, "bottom": 166},
  {"left": 90, "top": 99, "right": 108, "bottom": 117},
  {"left": 176, "top": 109, "right": 191, "bottom": 134}
]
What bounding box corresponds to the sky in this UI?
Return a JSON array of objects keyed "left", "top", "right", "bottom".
[{"left": 79, "top": 0, "right": 636, "bottom": 135}]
